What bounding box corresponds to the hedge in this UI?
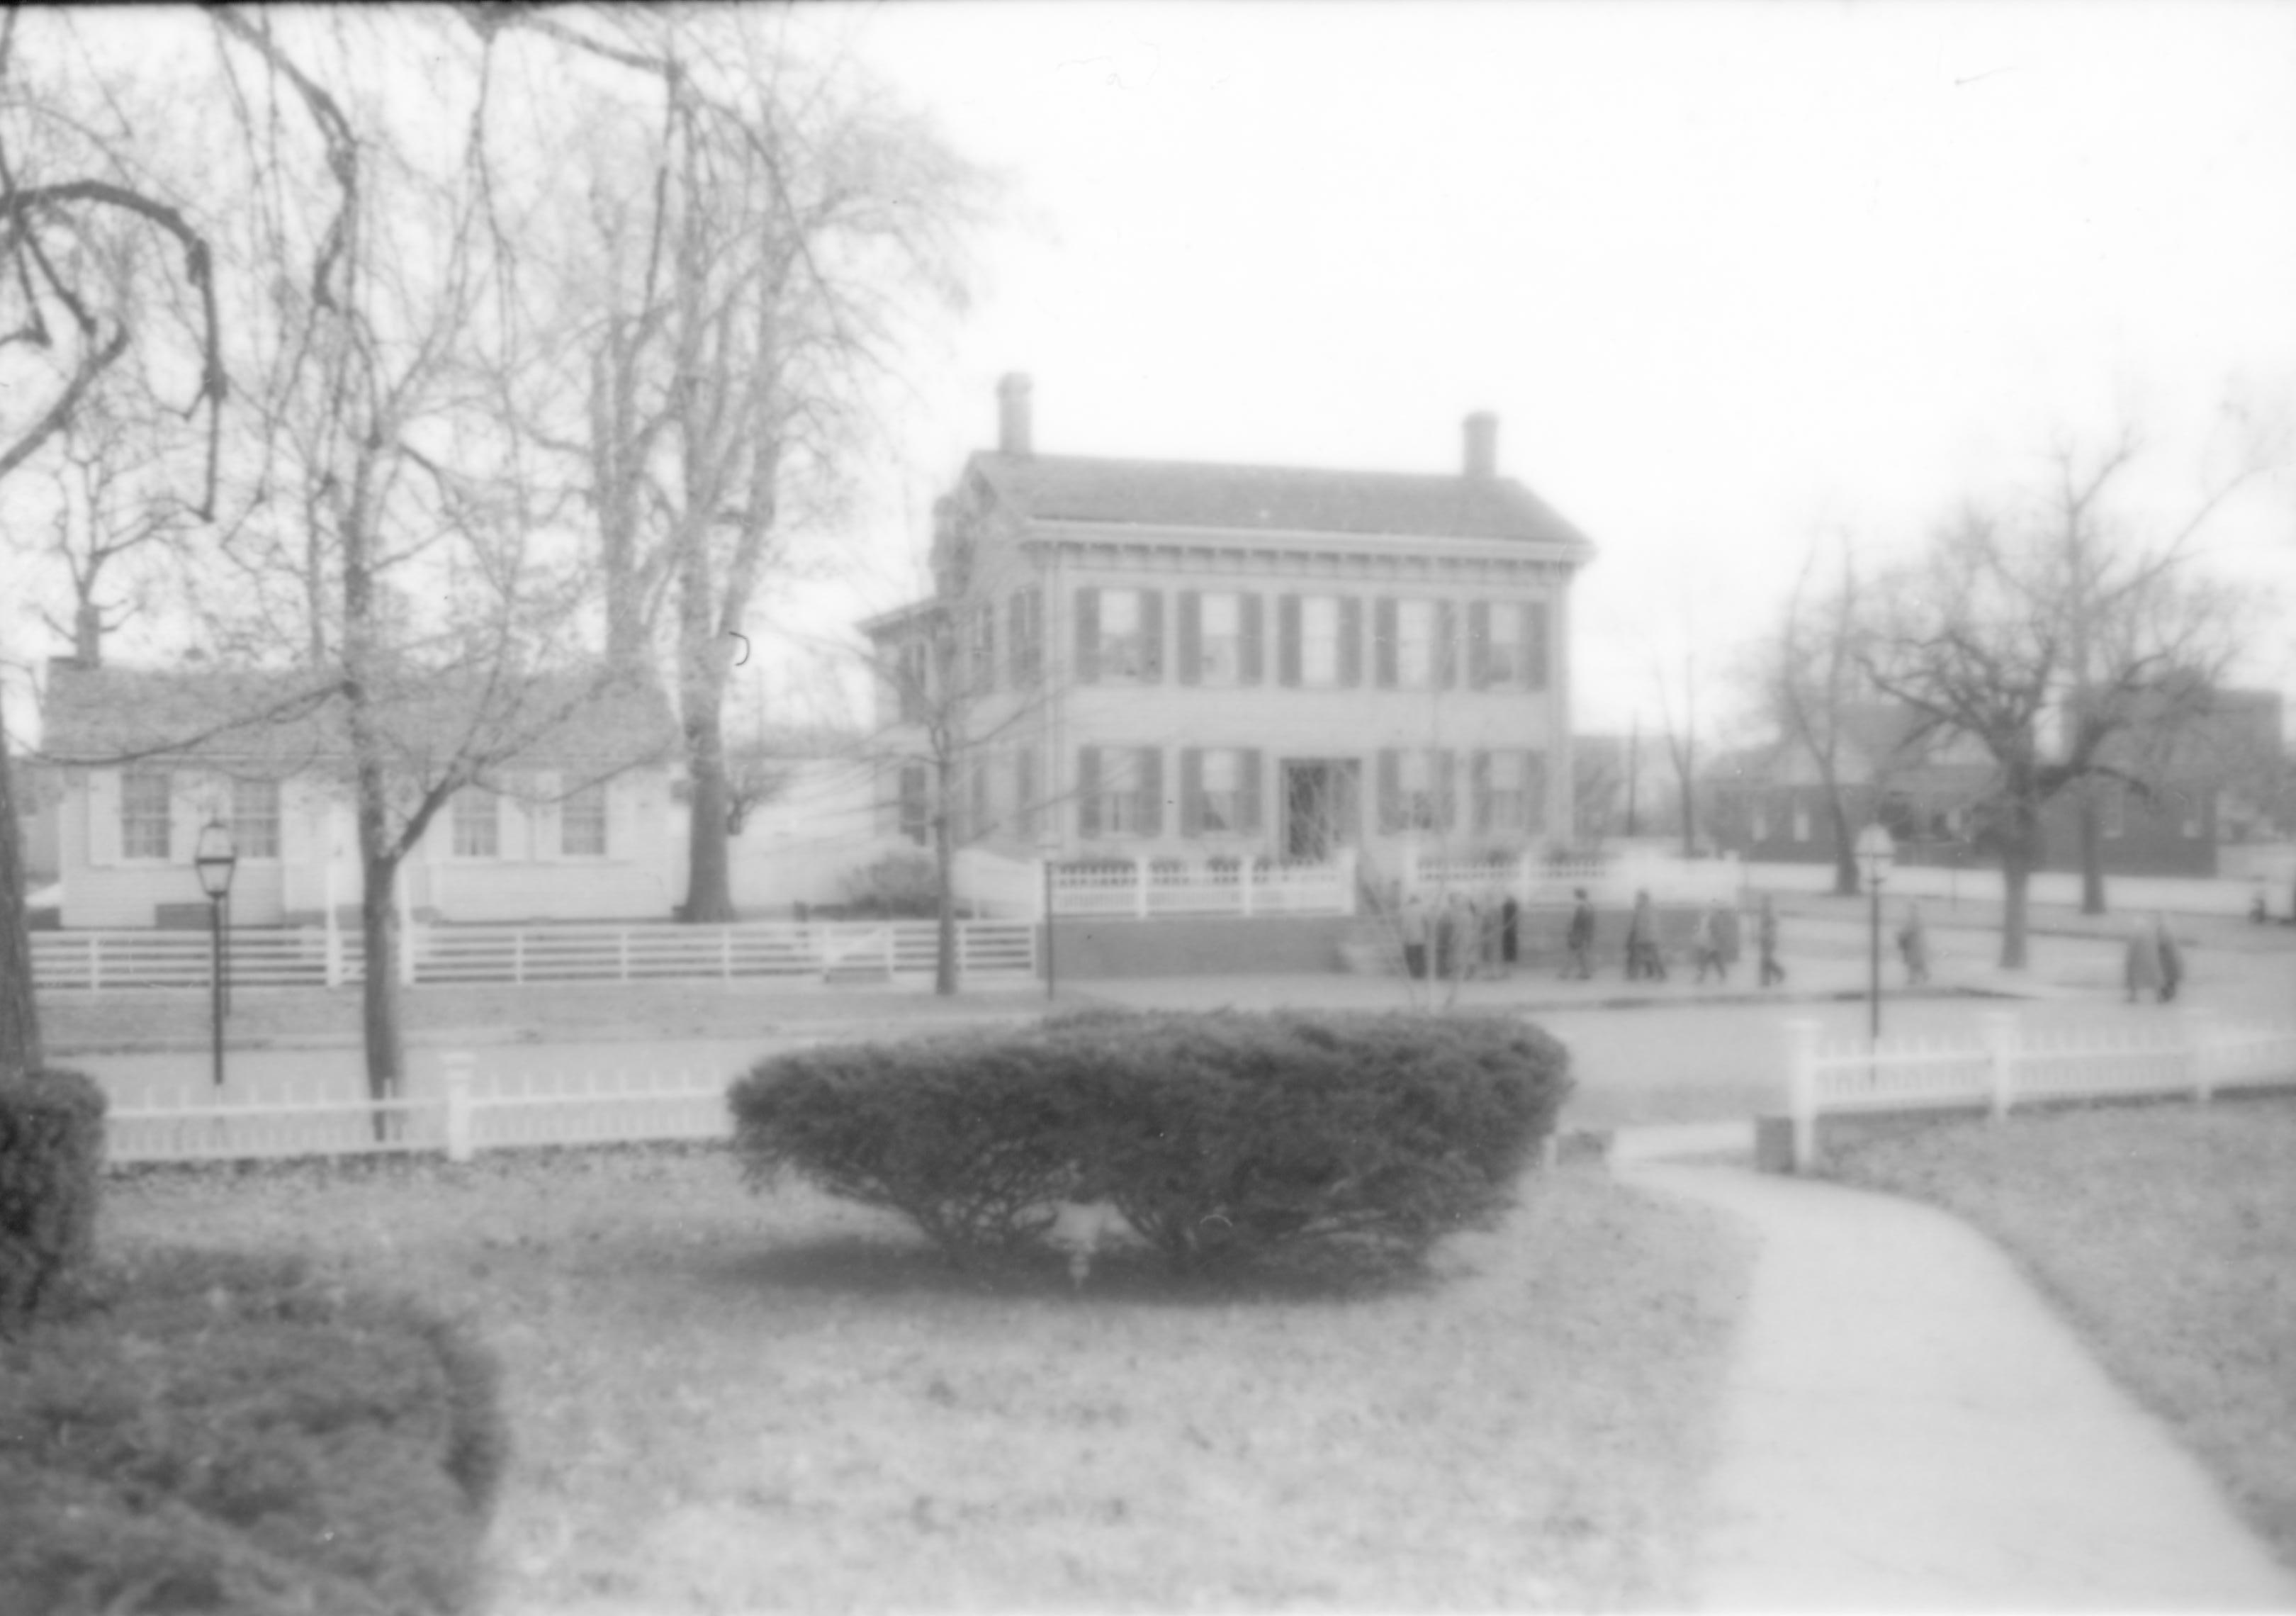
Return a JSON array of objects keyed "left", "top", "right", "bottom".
[
  {"left": 0, "top": 1247, "right": 509, "bottom": 1616},
  {"left": 730, "top": 1008, "right": 1572, "bottom": 1275},
  {"left": 0, "top": 1067, "right": 106, "bottom": 1327}
]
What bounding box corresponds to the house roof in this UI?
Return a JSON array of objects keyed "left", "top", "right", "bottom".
[
  {"left": 38, "top": 661, "right": 679, "bottom": 777},
  {"left": 967, "top": 451, "right": 1597, "bottom": 551}
]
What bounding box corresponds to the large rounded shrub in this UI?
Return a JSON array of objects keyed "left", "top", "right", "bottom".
[{"left": 729, "top": 1009, "right": 1572, "bottom": 1275}]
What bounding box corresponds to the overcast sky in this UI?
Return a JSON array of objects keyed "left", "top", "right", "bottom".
[{"left": 776, "top": 0, "right": 2296, "bottom": 742}]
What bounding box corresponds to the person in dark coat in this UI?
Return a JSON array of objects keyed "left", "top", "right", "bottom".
[
  {"left": 1564, "top": 889, "right": 1597, "bottom": 980},
  {"left": 1757, "top": 894, "right": 1786, "bottom": 987},
  {"left": 1499, "top": 894, "right": 1520, "bottom": 970},
  {"left": 1626, "top": 890, "right": 1666, "bottom": 982}
]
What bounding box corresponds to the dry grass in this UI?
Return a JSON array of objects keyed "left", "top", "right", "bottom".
[
  {"left": 41, "top": 981, "right": 1048, "bottom": 1055},
  {"left": 100, "top": 1149, "right": 1753, "bottom": 1612},
  {"left": 1823, "top": 1097, "right": 2296, "bottom": 1566}
]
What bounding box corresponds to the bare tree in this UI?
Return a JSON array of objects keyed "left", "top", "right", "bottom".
[
  {"left": 0, "top": 9, "right": 226, "bottom": 1079},
  {"left": 1751, "top": 542, "right": 1872, "bottom": 895},
  {"left": 1861, "top": 433, "right": 2256, "bottom": 967},
  {"left": 1650, "top": 651, "right": 1699, "bottom": 858},
  {"left": 498, "top": 7, "right": 989, "bottom": 923}
]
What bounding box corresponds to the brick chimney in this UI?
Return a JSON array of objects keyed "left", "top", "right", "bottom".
[
  {"left": 1463, "top": 411, "right": 1498, "bottom": 478},
  {"left": 998, "top": 373, "right": 1033, "bottom": 456}
]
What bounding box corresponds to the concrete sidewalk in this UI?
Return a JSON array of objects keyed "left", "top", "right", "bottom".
[{"left": 1631, "top": 1165, "right": 2296, "bottom": 1611}]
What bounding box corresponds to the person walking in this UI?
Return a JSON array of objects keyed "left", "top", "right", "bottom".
[
  {"left": 1626, "top": 890, "right": 1667, "bottom": 982},
  {"left": 1757, "top": 894, "right": 1786, "bottom": 987},
  {"left": 1564, "top": 889, "right": 1597, "bottom": 980},
  {"left": 1499, "top": 894, "right": 1520, "bottom": 972},
  {"left": 1897, "top": 901, "right": 1930, "bottom": 987},
  {"left": 1693, "top": 899, "right": 1727, "bottom": 984},
  {"left": 1433, "top": 892, "right": 1458, "bottom": 982},
  {"left": 1399, "top": 891, "right": 1429, "bottom": 980},
  {"left": 2156, "top": 914, "right": 2183, "bottom": 1002}
]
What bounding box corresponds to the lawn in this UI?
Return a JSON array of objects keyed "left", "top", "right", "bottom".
[
  {"left": 101, "top": 1148, "right": 1755, "bottom": 1612},
  {"left": 1823, "top": 1096, "right": 2296, "bottom": 1567}
]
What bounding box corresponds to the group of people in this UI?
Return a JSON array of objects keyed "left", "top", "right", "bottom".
[
  {"left": 1560, "top": 890, "right": 1789, "bottom": 987},
  {"left": 1395, "top": 889, "right": 1523, "bottom": 981}
]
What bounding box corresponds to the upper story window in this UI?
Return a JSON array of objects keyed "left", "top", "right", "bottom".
[
  {"left": 1007, "top": 588, "right": 1043, "bottom": 686},
  {"left": 1079, "top": 587, "right": 1162, "bottom": 683},
  {"left": 969, "top": 607, "right": 997, "bottom": 695},
  {"left": 1200, "top": 592, "right": 1241, "bottom": 685},
  {"left": 120, "top": 770, "right": 171, "bottom": 860},
  {"left": 1396, "top": 600, "right": 1437, "bottom": 688},
  {"left": 1278, "top": 593, "right": 1361, "bottom": 689},
  {"left": 562, "top": 782, "right": 608, "bottom": 857},
  {"left": 453, "top": 788, "right": 500, "bottom": 859},
  {"left": 232, "top": 777, "right": 281, "bottom": 860},
  {"left": 1474, "top": 600, "right": 1551, "bottom": 691},
  {"left": 896, "top": 638, "right": 931, "bottom": 723}
]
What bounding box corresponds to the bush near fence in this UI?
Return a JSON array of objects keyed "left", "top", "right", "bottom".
[
  {"left": 728, "top": 1008, "right": 1572, "bottom": 1278},
  {"left": 1, "top": 1245, "right": 508, "bottom": 1616},
  {"left": 0, "top": 1070, "right": 106, "bottom": 1326}
]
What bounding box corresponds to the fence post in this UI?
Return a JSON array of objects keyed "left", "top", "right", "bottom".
[
  {"left": 443, "top": 1051, "right": 475, "bottom": 1164},
  {"left": 2183, "top": 1006, "right": 2215, "bottom": 1104},
  {"left": 721, "top": 926, "right": 733, "bottom": 981},
  {"left": 1983, "top": 1011, "right": 2018, "bottom": 1123},
  {"left": 89, "top": 933, "right": 102, "bottom": 992},
  {"left": 1133, "top": 857, "right": 1150, "bottom": 919},
  {"left": 1240, "top": 855, "right": 1256, "bottom": 918},
  {"left": 1785, "top": 1019, "right": 1821, "bottom": 1172}
]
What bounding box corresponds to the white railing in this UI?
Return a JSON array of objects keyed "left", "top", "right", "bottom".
[
  {"left": 1779, "top": 1011, "right": 2296, "bottom": 1169},
  {"left": 953, "top": 850, "right": 1359, "bottom": 920},
  {"left": 104, "top": 1053, "right": 737, "bottom": 1167},
  {"left": 1401, "top": 846, "right": 1745, "bottom": 907},
  {"left": 34, "top": 920, "right": 1037, "bottom": 990}
]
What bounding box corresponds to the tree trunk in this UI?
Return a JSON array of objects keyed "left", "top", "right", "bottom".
[
  {"left": 1820, "top": 773, "right": 1860, "bottom": 897},
  {"left": 2076, "top": 787, "right": 2108, "bottom": 916},
  {"left": 933, "top": 759, "right": 958, "bottom": 998},
  {"left": 681, "top": 695, "right": 736, "bottom": 923},
  {"left": 356, "top": 783, "right": 406, "bottom": 1137},
  {"left": 1678, "top": 761, "right": 1697, "bottom": 858},
  {"left": 0, "top": 739, "right": 44, "bottom": 1082},
  {"left": 72, "top": 602, "right": 103, "bottom": 666}
]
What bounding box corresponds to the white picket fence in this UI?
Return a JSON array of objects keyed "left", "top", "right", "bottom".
[
  {"left": 1780, "top": 1011, "right": 2296, "bottom": 1169},
  {"left": 104, "top": 1053, "right": 738, "bottom": 1167},
  {"left": 1402, "top": 846, "right": 1746, "bottom": 907},
  {"left": 32, "top": 919, "right": 1037, "bottom": 991},
  {"left": 954, "top": 846, "right": 1359, "bottom": 919}
]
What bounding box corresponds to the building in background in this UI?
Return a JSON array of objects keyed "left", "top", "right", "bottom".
[{"left": 862, "top": 374, "right": 1597, "bottom": 892}]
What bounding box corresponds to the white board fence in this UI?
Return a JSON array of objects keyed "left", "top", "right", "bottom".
[
  {"left": 33, "top": 919, "right": 1037, "bottom": 992},
  {"left": 1781, "top": 1011, "right": 2296, "bottom": 1171}
]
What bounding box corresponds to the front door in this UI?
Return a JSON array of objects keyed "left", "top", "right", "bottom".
[{"left": 1282, "top": 759, "right": 1361, "bottom": 861}]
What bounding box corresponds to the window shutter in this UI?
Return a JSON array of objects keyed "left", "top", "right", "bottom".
[
  {"left": 1137, "top": 746, "right": 1164, "bottom": 838},
  {"left": 1077, "top": 747, "right": 1103, "bottom": 838},
  {"left": 1339, "top": 596, "right": 1363, "bottom": 688},
  {"left": 1373, "top": 597, "right": 1398, "bottom": 688},
  {"left": 1177, "top": 591, "right": 1202, "bottom": 686},
  {"left": 1467, "top": 600, "right": 1491, "bottom": 689},
  {"left": 1140, "top": 589, "right": 1165, "bottom": 683},
  {"left": 1239, "top": 748, "right": 1263, "bottom": 834},
  {"left": 1472, "top": 751, "right": 1492, "bottom": 834},
  {"left": 969, "top": 758, "right": 992, "bottom": 841},
  {"left": 1278, "top": 594, "right": 1302, "bottom": 687},
  {"left": 87, "top": 769, "right": 120, "bottom": 867},
  {"left": 1075, "top": 587, "right": 1101, "bottom": 684},
  {"left": 1377, "top": 748, "right": 1401, "bottom": 834},
  {"left": 1015, "top": 748, "right": 1037, "bottom": 840},
  {"left": 1179, "top": 747, "right": 1203, "bottom": 836},
  {"left": 1434, "top": 749, "right": 1457, "bottom": 829},
  {"left": 1008, "top": 593, "right": 1026, "bottom": 686},
  {"left": 534, "top": 771, "right": 562, "bottom": 860},
  {"left": 976, "top": 610, "right": 996, "bottom": 696},
  {"left": 1524, "top": 749, "right": 1549, "bottom": 834},
  {"left": 1436, "top": 601, "right": 1458, "bottom": 688},
  {"left": 1526, "top": 602, "right": 1550, "bottom": 692},
  {"left": 1239, "top": 593, "right": 1265, "bottom": 685}
]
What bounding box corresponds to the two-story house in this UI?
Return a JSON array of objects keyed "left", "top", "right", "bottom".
[{"left": 862, "top": 375, "right": 1596, "bottom": 894}]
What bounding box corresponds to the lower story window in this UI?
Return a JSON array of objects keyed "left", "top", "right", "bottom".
[
  {"left": 231, "top": 777, "right": 281, "bottom": 859},
  {"left": 454, "top": 789, "right": 500, "bottom": 859},
  {"left": 122, "top": 770, "right": 171, "bottom": 860}
]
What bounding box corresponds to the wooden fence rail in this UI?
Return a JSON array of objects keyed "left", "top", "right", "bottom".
[{"left": 1782, "top": 1011, "right": 2296, "bottom": 1170}]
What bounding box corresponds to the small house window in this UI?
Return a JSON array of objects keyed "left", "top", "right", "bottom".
[
  {"left": 562, "top": 783, "right": 608, "bottom": 857},
  {"left": 121, "top": 770, "right": 171, "bottom": 860},
  {"left": 1300, "top": 596, "right": 1342, "bottom": 688},
  {"left": 1791, "top": 802, "right": 1811, "bottom": 843},
  {"left": 1485, "top": 750, "right": 1527, "bottom": 831},
  {"left": 1200, "top": 748, "right": 1243, "bottom": 834},
  {"left": 1098, "top": 588, "right": 1149, "bottom": 680},
  {"left": 1400, "top": 750, "right": 1446, "bottom": 831},
  {"left": 2101, "top": 787, "right": 2125, "bottom": 840},
  {"left": 453, "top": 789, "right": 500, "bottom": 859},
  {"left": 1396, "top": 600, "right": 1437, "bottom": 689},
  {"left": 232, "top": 778, "right": 281, "bottom": 860}
]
